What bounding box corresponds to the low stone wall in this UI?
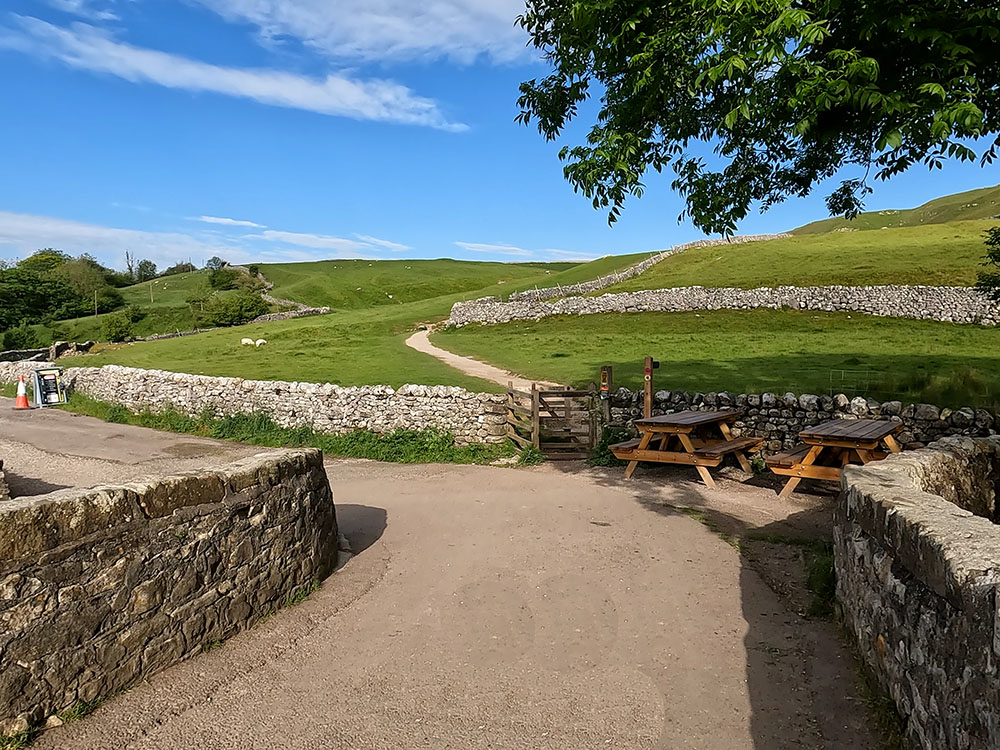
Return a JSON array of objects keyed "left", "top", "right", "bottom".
[
  {"left": 450, "top": 285, "right": 1000, "bottom": 327},
  {"left": 836, "top": 437, "right": 1000, "bottom": 749},
  {"left": 0, "top": 460, "right": 8, "bottom": 501},
  {"left": 0, "top": 362, "right": 508, "bottom": 445},
  {"left": 508, "top": 233, "right": 791, "bottom": 302},
  {"left": 608, "top": 388, "right": 995, "bottom": 451},
  {"left": 0, "top": 449, "right": 338, "bottom": 736}
]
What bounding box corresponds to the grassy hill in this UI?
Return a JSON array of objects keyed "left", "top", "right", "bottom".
[
  {"left": 794, "top": 184, "right": 1000, "bottom": 234},
  {"left": 260, "top": 259, "right": 579, "bottom": 310},
  {"left": 602, "top": 220, "right": 993, "bottom": 291}
]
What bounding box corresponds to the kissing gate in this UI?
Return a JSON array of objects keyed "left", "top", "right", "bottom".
[{"left": 505, "top": 383, "right": 596, "bottom": 460}]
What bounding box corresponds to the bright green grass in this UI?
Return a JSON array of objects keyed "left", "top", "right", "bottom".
[
  {"left": 433, "top": 309, "right": 1000, "bottom": 409},
  {"left": 795, "top": 184, "right": 1000, "bottom": 234},
  {"left": 603, "top": 220, "right": 994, "bottom": 291},
  {"left": 260, "top": 258, "right": 578, "bottom": 309},
  {"left": 120, "top": 270, "right": 220, "bottom": 308},
  {"left": 505, "top": 251, "right": 656, "bottom": 292}
]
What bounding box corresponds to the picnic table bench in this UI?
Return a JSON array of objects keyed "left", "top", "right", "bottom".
[
  {"left": 610, "top": 409, "right": 763, "bottom": 488},
  {"left": 766, "top": 418, "right": 903, "bottom": 497}
]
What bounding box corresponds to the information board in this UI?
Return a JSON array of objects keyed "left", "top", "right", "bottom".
[{"left": 33, "top": 368, "right": 67, "bottom": 407}]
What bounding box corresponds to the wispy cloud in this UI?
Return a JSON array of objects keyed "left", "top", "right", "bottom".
[
  {"left": 249, "top": 229, "right": 375, "bottom": 254},
  {"left": 194, "top": 0, "right": 529, "bottom": 64},
  {"left": 0, "top": 16, "right": 467, "bottom": 131},
  {"left": 45, "top": 0, "right": 119, "bottom": 21},
  {"left": 0, "top": 210, "right": 246, "bottom": 268},
  {"left": 455, "top": 241, "right": 533, "bottom": 257},
  {"left": 354, "top": 233, "right": 412, "bottom": 252},
  {"left": 197, "top": 215, "right": 267, "bottom": 228}
]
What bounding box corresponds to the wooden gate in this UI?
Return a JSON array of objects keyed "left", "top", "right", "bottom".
[{"left": 506, "top": 383, "right": 596, "bottom": 460}]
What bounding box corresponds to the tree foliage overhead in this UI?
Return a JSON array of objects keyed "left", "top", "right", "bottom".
[{"left": 516, "top": 0, "right": 1000, "bottom": 234}]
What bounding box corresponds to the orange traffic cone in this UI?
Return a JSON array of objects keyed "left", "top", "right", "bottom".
[{"left": 14, "top": 375, "right": 30, "bottom": 410}]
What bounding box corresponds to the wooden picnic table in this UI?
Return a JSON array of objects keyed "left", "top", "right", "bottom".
[
  {"left": 766, "top": 418, "right": 904, "bottom": 497},
  {"left": 609, "top": 409, "right": 763, "bottom": 488}
]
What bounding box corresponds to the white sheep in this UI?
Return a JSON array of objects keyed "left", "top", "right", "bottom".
[
  {"left": 255, "top": 339, "right": 267, "bottom": 347},
  {"left": 240, "top": 338, "right": 254, "bottom": 346}
]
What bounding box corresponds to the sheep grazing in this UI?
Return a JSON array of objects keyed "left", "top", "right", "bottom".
[
  {"left": 240, "top": 338, "right": 254, "bottom": 346},
  {"left": 255, "top": 339, "right": 267, "bottom": 347}
]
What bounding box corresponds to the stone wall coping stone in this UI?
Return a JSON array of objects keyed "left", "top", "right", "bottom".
[{"left": 842, "top": 436, "right": 1000, "bottom": 608}]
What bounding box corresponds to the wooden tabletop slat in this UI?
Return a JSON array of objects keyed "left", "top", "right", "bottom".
[
  {"left": 634, "top": 409, "right": 742, "bottom": 428},
  {"left": 799, "top": 419, "right": 901, "bottom": 443}
]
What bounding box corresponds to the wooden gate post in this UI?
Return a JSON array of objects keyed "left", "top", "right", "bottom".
[
  {"left": 599, "top": 365, "right": 613, "bottom": 425},
  {"left": 531, "top": 383, "right": 541, "bottom": 450}
]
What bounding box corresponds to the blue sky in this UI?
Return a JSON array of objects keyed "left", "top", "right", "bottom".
[{"left": 0, "top": 0, "right": 997, "bottom": 270}]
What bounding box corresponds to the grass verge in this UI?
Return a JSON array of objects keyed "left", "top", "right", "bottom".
[{"left": 56, "top": 393, "right": 517, "bottom": 465}]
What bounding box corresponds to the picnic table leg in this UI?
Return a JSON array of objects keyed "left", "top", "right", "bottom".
[
  {"left": 778, "top": 445, "right": 824, "bottom": 498},
  {"left": 856, "top": 448, "right": 876, "bottom": 464},
  {"left": 718, "top": 422, "right": 754, "bottom": 473},
  {"left": 678, "top": 433, "right": 716, "bottom": 489},
  {"left": 884, "top": 435, "right": 902, "bottom": 453},
  {"left": 624, "top": 431, "right": 654, "bottom": 480}
]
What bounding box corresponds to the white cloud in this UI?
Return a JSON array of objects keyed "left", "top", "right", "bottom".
[
  {"left": 249, "top": 229, "right": 375, "bottom": 254},
  {"left": 354, "top": 233, "right": 412, "bottom": 252},
  {"left": 45, "top": 0, "right": 119, "bottom": 21},
  {"left": 194, "top": 0, "right": 530, "bottom": 64},
  {"left": 0, "top": 210, "right": 248, "bottom": 268},
  {"left": 455, "top": 241, "right": 533, "bottom": 257},
  {"left": 197, "top": 215, "right": 267, "bottom": 228},
  {"left": 0, "top": 17, "right": 467, "bottom": 131}
]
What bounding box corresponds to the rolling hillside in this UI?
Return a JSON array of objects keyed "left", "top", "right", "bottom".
[
  {"left": 794, "top": 184, "right": 1000, "bottom": 234},
  {"left": 602, "top": 220, "right": 993, "bottom": 291}
]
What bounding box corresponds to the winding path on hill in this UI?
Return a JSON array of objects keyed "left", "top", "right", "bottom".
[
  {"left": 6, "top": 403, "right": 879, "bottom": 750},
  {"left": 404, "top": 328, "right": 559, "bottom": 390}
]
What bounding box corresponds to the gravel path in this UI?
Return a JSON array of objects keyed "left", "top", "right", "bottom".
[{"left": 3, "top": 404, "right": 878, "bottom": 749}]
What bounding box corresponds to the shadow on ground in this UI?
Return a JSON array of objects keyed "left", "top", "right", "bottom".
[
  {"left": 549, "top": 458, "right": 879, "bottom": 749},
  {"left": 335, "top": 503, "right": 388, "bottom": 557},
  {"left": 5, "top": 472, "right": 70, "bottom": 498}
]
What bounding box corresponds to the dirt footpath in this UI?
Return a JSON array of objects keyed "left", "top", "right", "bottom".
[{"left": 3, "top": 404, "right": 877, "bottom": 749}]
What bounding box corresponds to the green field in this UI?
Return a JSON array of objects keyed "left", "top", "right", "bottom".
[
  {"left": 602, "top": 220, "right": 994, "bottom": 291},
  {"left": 433, "top": 310, "right": 1000, "bottom": 409},
  {"left": 794, "top": 184, "right": 1000, "bottom": 234},
  {"left": 260, "top": 258, "right": 578, "bottom": 309}
]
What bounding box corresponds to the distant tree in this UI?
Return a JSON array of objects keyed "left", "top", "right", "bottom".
[
  {"left": 209, "top": 266, "right": 240, "bottom": 290},
  {"left": 136, "top": 259, "right": 158, "bottom": 282},
  {"left": 185, "top": 278, "right": 213, "bottom": 312},
  {"left": 53, "top": 257, "right": 124, "bottom": 316},
  {"left": 975, "top": 227, "right": 1000, "bottom": 302},
  {"left": 101, "top": 312, "right": 133, "bottom": 343},
  {"left": 2, "top": 321, "right": 41, "bottom": 350},
  {"left": 516, "top": 1, "right": 1000, "bottom": 234},
  {"left": 203, "top": 290, "right": 269, "bottom": 327},
  {"left": 18, "top": 249, "right": 71, "bottom": 274},
  {"left": 205, "top": 256, "right": 227, "bottom": 271},
  {"left": 161, "top": 261, "right": 197, "bottom": 277},
  {"left": 0, "top": 267, "right": 82, "bottom": 330},
  {"left": 122, "top": 304, "right": 146, "bottom": 323},
  {"left": 125, "top": 250, "right": 137, "bottom": 281}
]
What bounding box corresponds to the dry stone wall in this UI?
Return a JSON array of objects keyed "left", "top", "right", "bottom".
[
  {"left": 0, "top": 460, "right": 8, "bottom": 502},
  {"left": 0, "top": 449, "right": 338, "bottom": 736},
  {"left": 450, "top": 285, "right": 1000, "bottom": 327},
  {"left": 0, "top": 362, "right": 508, "bottom": 445},
  {"left": 509, "top": 233, "right": 791, "bottom": 302},
  {"left": 609, "top": 388, "right": 995, "bottom": 451},
  {"left": 837, "top": 437, "right": 1000, "bottom": 749}
]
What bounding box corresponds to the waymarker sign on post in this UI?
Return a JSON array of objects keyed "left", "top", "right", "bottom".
[{"left": 33, "top": 367, "right": 67, "bottom": 408}]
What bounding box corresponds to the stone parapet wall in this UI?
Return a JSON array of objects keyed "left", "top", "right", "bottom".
[
  {"left": 608, "top": 388, "right": 995, "bottom": 451},
  {"left": 0, "top": 362, "right": 508, "bottom": 445},
  {"left": 450, "top": 284, "right": 1000, "bottom": 327},
  {"left": 0, "top": 449, "right": 338, "bottom": 736},
  {"left": 508, "top": 233, "right": 791, "bottom": 302},
  {"left": 836, "top": 437, "right": 1000, "bottom": 749}
]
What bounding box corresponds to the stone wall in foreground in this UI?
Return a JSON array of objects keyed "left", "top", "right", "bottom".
[
  {"left": 450, "top": 285, "right": 1000, "bottom": 327},
  {"left": 0, "top": 449, "right": 338, "bottom": 736},
  {"left": 508, "top": 233, "right": 791, "bottom": 302},
  {"left": 0, "top": 362, "right": 508, "bottom": 445},
  {"left": 0, "top": 460, "right": 8, "bottom": 501},
  {"left": 836, "top": 437, "right": 1000, "bottom": 749},
  {"left": 608, "top": 388, "right": 995, "bottom": 451}
]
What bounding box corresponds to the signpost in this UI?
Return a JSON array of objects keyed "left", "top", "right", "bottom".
[
  {"left": 643, "top": 356, "right": 659, "bottom": 419},
  {"left": 599, "top": 365, "right": 613, "bottom": 424},
  {"left": 33, "top": 367, "right": 67, "bottom": 408}
]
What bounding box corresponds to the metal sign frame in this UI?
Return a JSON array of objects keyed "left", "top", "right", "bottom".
[{"left": 33, "top": 367, "right": 67, "bottom": 408}]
